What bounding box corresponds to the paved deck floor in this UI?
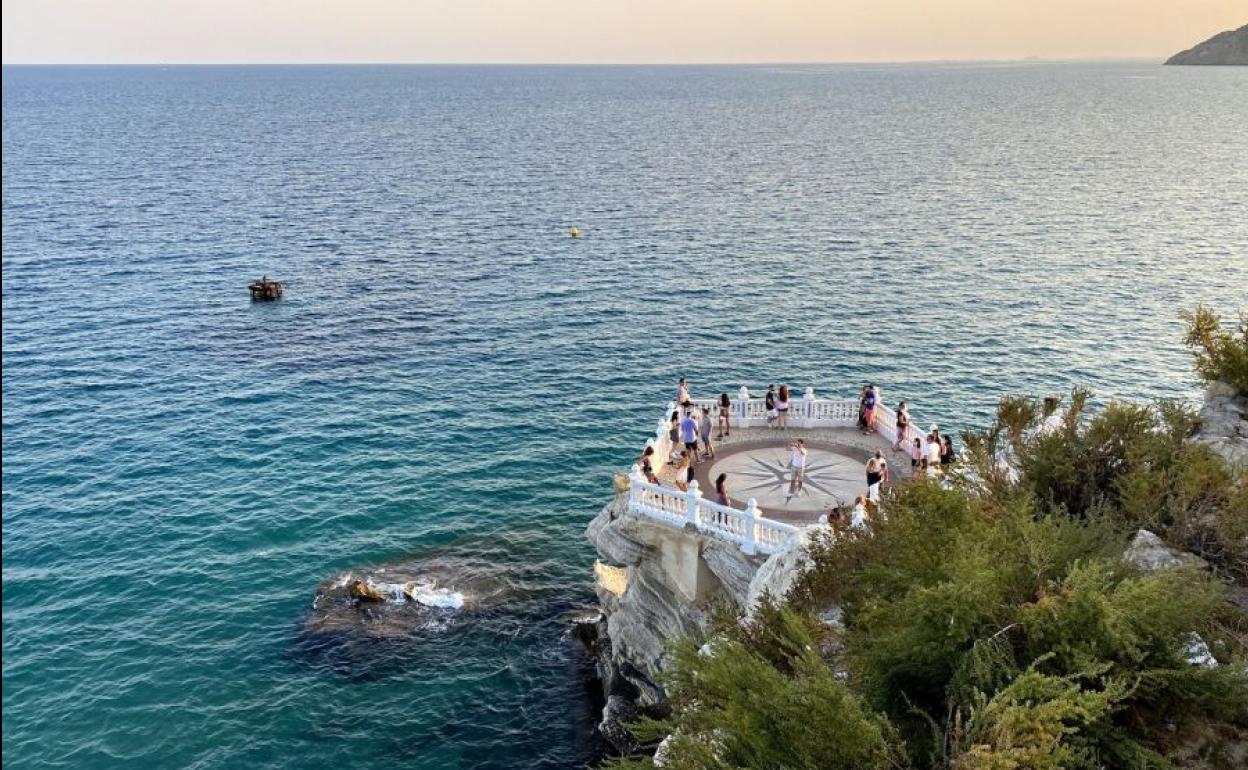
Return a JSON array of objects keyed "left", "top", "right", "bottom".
[{"left": 656, "top": 425, "right": 911, "bottom": 523}]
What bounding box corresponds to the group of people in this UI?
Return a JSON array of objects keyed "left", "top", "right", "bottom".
[
  {"left": 892, "top": 399, "right": 955, "bottom": 475},
  {"left": 637, "top": 379, "right": 734, "bottom": 503},
  {"left": 636, "top": 378, "right": 956, "bottom": 520}
]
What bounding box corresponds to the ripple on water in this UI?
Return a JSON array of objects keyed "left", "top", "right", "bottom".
[{"left": 4, "top": 62, "right": 1248, "bottom": 769}]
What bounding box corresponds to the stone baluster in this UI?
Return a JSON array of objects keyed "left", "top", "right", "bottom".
[
  {"left": 686, "top": 480, "right": 702, "bottom": 528},
  {"left": 802, "top": 385, "right": 815, "bottom": 428},
  {"left": 738, "top": 385, "right": 750, "bottom": 428},
  {"left": 742, "top": 498, "right": 759, "bottom": 555}
]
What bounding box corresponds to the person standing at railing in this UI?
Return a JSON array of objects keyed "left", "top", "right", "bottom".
[
  {"left": 925, "top": 430, "right": 942, "bottom": 476},
  {"left": 715, "top": 473, "right": 730, "bottom": 506},
  {"left": 941, "top": 435, "right": 956, "bottom": 469},
  {"left": 680, "top": 409, "right": 700, "bottom": 466},
  {"left": 911, "top": 437, "right": 924, "bottom": 471},
  {"left": 717, "top": 392, "right": 732, "bottom": 439},
  {"left": 699, "top": 407, "right": 716, "bottom": 460},
  {"left": 860, "top": 384, "right": 879, "bottom": 434},
  {"left": 668, "top": 410, "right": 681, "bottom": 464},
  {"left": 787, "top": 439, "right": 807, "bottom": 496},
  {"left": 765, "top": 384, "right": 778, "bottom": 427},
  {"left": 676, "top": 377, "right": 691, "bottom": 408},
  {"left": 776, "top": 385, "right": 791, "bottom": 429},
  {"left": 893, "top": 401, "right": 910, "bottom": 451}
]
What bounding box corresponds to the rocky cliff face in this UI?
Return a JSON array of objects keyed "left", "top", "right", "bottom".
[
  {"left": 583, "top": 492, "right": 817, "bottom": 752},
  {"left": 1165, "top": 23, "right": 1248, "bottom": 65},
  {"left": 1196, "top": 381, "right": 1248, "bottom": 466}
]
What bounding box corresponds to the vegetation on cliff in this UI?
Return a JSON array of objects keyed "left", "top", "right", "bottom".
[
  {"left": 610, "top": 310, "right": 1248, "bottom": 769},
  {"left": 1182, "top": 305, "right": 1248, "bottom": 397}
]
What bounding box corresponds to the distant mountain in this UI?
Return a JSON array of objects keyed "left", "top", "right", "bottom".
[{"left": 1165, "top": 23, "right": 1248, "bottom": 65}]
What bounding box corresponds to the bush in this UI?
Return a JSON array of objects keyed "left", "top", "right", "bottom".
[
  {"left": 608, "top": 607, "right": 905, "bottom": 770},
  {"left": 987, "top": 392, "right": 1247, "bottom": 580},
  {"left": 792, "top": 480, "right": 1248, "bottom": 768},
  {"left": 1182, "top": 306, "right": 1248, "bottom": 396}
]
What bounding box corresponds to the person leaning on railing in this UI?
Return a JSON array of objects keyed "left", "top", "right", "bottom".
[{"left": 638, "top": 445, "right": 659, "bottom": 484}]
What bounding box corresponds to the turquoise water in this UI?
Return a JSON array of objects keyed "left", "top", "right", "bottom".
[{"left": 3, "top": 63, "right": 1247, "bottom": 769}]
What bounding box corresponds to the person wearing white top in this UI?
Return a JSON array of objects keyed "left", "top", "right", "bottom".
[
  {"left": 850, "top": 496, "right": 869, "bottom": 529},
  {"left": 926, "top": 434, "right": 942, "bottom": 474},
  {"left": 788, "top": 439, "right": 807, "bottom": 495}
]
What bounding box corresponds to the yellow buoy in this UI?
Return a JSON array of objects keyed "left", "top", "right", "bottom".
[{"left": 568, "top": 227, "right": 580, "bottom": 239}]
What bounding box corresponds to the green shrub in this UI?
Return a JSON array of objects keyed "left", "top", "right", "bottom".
[
  {"left": 1182, "top": 306, "right": 1248, "bottom": 396},
  {"left": 608, "top": 607, "right": 905, "bottom": 770}
]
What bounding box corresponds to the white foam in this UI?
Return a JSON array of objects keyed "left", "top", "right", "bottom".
[{"left": 404, "top": 581, "right": 465, "bottom": 609}]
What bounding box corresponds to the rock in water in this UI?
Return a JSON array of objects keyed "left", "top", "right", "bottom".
[{"left": 1165, "top": 23, "right": 1248, "bottom": 65}]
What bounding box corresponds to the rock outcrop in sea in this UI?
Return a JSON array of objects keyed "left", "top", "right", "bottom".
[{"left": 1165, "top": 23, "right": 1248, "bottom": 65}]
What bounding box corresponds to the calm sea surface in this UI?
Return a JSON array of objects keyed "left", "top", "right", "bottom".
[{"left": 3, "top": 63, "right": 1247, "bottom": 769}]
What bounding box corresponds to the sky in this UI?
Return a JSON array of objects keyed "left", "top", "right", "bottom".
[{"left": 2, "top": 1, "right": 1244, "bottom": 64}]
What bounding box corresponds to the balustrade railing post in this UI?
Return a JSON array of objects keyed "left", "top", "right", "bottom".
[
  {"left": 686, "top": 480, "right": 702, "bottom": 528},
  {"left": 629, "top": 465, "right": 644, "bottom": 511},
  {"left": 738, "top": 385, "right": 750, "bottom": 428},
  {"left": 742, "top": 498, "right": 759, "bottom": 555},
  {"left": 802, "top": 386, "right": 815, "bottom": 428}
]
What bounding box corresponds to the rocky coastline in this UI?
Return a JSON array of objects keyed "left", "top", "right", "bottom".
[
  {"left": 1165, "top": 23, "right": 1248, "bottom": 65},
  {"left": 580, "top": 383, "right": 1247, "bottom": 757}
]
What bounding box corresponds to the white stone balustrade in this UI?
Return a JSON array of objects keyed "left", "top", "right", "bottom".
[
  {"left": 627, "top": 467, "right": 798, "bottom": 556},
  {"left": 628, "top": 388, "right": 933, "bottom": 554}
]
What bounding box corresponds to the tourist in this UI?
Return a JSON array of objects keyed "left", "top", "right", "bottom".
[
  {"left": 717, "top": 392, "right": 732, "bottom": 439},
  {"left": 674, "top": 454, "right": 691, "bottom": 492},
  {"left": 680, "top": 409, "right": 700, "bottom": 465},
  {"left": 639, "top": 445, "right": 659, "bottom": 484},
  {"left": 788, "top": 439, "right": 807, "bottom": 495},
  {"left": 849, "top": 495, "right": 869, "bottom": 529},
  {"left": 941, "top": 435, "right": 956, "bottom": 468},
  {"left": 776, "top": 384, "right": 791, "bottom": 429},
  {"left": 893, "top": 401, "right": 910, "bottom": 451},
  {"left": 861, "top": 385, "right": 878, "bottom": 434},
  {"left": 699, "top": 407, "right": 715, "bottom": 459},
  {"left": 676, "top": 377, "right": 691, "bottom": 407},
  {"left": 715, "top": 473, "right": 729, "bottom": 506},
  {"left": 668, "top": 410, "right": 681, "bottom": 462},
  {"left": 911, "top": 437, "right": 924, "bottom": 470},
  {"left": 866, "top": 450, "right": 888, "bottom": 501},
  {"left": 765, "top": 384, "right": 778, "bottom": 427},
  {"left": 926, "top": 432, "right": 942, "bottom": 475}
]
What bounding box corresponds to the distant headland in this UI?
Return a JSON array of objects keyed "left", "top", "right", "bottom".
[{"left": 1165, "top": 22, "right": 1248, "bottom": 65}]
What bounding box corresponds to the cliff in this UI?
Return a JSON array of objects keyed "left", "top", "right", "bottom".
[
  {"left": 1196, "top": 380, "right": 1248, "bottom": 467},
  {"left": 583, "top": 492, "right": 817, "bottom": 752},
  {"left": 1165, "top": 23, "right": 1248, "bottom": 65}
]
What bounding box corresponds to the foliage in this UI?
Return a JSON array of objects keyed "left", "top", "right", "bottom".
[
  {"left": 609, "top": 316, "right": 1248, "bottom": 769},
  {"left": 985, "top": 390, "right": 1247, "bottom": 581},
  {"left": 793, "top": 480, "right": 1248, "bottom": 768},
  {"left": 608, "top": 606, "right": 905, "bottom": 770},
  {"left": 1182, "top": 305, "right": 1248, "bottom": 396}
]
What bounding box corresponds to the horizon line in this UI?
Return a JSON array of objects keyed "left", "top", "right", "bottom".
[{"left": 1, "top": 56, "right": 1166, "bottom": 68}]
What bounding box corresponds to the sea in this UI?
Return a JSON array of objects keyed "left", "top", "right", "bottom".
[{"left": 3, "top": 62, "right": 1247, "bottom": 769}]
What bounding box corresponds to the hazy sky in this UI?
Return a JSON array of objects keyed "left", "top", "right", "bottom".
[{"left": 2, "top": 1, "right": 1244, "bottom": 64}]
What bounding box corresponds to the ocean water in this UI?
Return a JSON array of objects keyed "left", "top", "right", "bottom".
[{"left": 3, "top": 62, "right": 1247, "bottom": 769}]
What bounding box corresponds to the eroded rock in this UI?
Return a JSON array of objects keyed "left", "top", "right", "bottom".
[{"left": 1124, "top": 529, "right": 1208, "bottom": 573}]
